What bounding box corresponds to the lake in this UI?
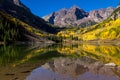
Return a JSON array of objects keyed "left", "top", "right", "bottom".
[{"left": 0, "top": 43, "right": 120, "bottom": 80}]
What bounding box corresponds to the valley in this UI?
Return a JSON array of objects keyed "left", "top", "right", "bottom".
[{"left": 0, "top": 0, "right": 120, "bottom": 80}]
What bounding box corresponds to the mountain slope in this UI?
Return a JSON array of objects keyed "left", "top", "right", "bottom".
[
  {"left": 82, "top": 6, "right": 120, "bottom": 41},
  {"left": 57, "top": 5, "right": 120, "bottom": 42},
  {"left": 82, "top": 18, "right": 120, "bottom": 41},
  {"left": 0, "top": 10, "right": 52, "bottom": 43},
  {"left": 43, "top": 6, "right": 114, "bottom": 27},
  {"left": 0, "top": 0, "right": 57, "bottom": 33}
]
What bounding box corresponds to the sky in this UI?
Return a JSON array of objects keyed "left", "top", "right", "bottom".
[{"left": 21, "top": 0, "right": 120, "bottom": 17}]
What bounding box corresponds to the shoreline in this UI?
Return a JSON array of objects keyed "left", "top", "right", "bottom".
[
  {"left": 0, "top": 40, "right": 55, "bottom": 45},
  {"left": 0, "top": 42, "right": 5, "bottom": 45},
  {"left": 1, "top": 39, "right": 120, "bottom": 46},
  {"left": 84, "top": 39, "right": 120, "bottom": 45},
  {"left": 62, "top": 39, "right": 120, "bottom": 45}
]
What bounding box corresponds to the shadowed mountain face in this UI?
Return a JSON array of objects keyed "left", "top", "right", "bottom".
[
  {"left": 0, "top": 0, "right": 60, "bottom": 43},
  {"left": 0, "top": 0, "right": 57, "bottom": 33},
  {"left": 43, "top": 6, "right": 114, "bottom": 27},
  {"left": 0, "top": 11, "right": 53, "bottom": 43}
]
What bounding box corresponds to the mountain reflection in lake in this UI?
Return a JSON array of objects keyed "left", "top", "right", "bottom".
[
  {"left": 0, "top": 43, "right": 120, "bottom": 80},
  {"left": 26, "top": 57, "right": 120, "bottom": 80}
]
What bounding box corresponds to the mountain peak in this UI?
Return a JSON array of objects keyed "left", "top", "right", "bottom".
[
  {"left": 60, "top": 8, "right": 67, "bottom": 11},
  {"left": 58, "top": 8, "right": 68, "bottom": 14},
  {"left": 12, "top": 0, "right": 21, "bottom": 6},
  {"left": 0, "top": 0, "right": 22, "bottom": 6},
  {"left": 68, "top": 5, "right": 87, "bottom": 15},
  {"left": 43, "top": 6, "right": 114, "bottom": 27},
  {"left": 107, "top": 7, "right": 114, "bottom": 9},
  {"left": 70, "top": 5, "right": 81, "bottom": 9},
  {"left": 3, "top": 0, "right": 21, "bottom": 5}
]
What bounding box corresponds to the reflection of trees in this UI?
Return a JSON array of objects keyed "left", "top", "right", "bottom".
[
  {"left": 0, "top": 44, "right": 54, "bottom": 66},
  {"left": 56, "top": 44, "right": 120, "bottom": 65},
  {"left": 1, "top": 43, "right": 120, "bottom": 67},
  {"left": 0, "top": 45, "right": 28, "bottom": 66},
  {"left": 1, "top": 44, "right": 120, "bottom": 79},
  {"left": 0, "top": 44, "right": 65, "bottom": 67}
]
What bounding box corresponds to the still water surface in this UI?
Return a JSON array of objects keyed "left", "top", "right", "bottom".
[{"left": 0, "top": 43, "right": 120, "bottom": 80}]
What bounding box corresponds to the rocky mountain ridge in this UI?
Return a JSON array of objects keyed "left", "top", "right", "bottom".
[
  {"left": 57, "top": 5, "right": 120, "bottom": 41},
  {"left": 43, "top": 6, "right": 114, "bottom": 27}
]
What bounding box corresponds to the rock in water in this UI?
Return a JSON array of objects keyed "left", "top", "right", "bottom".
[{"left": 104, "top": 63, "right": 116, "bottom": 67}]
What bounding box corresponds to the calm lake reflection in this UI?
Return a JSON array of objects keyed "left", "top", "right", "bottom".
[{"left": 0, "top": 43, "right": 120, "bottom": 80}]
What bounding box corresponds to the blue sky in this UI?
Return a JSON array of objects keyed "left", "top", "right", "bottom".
[{"left": 21, "top": 0, "right": 120, "bottom": 17}]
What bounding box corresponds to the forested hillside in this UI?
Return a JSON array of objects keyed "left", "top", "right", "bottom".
[{"left": 57, "top": 6, "right": 120, "bottom": 42}]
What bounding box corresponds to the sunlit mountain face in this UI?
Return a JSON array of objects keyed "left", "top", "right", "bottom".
[{"left": 43, "top": 6, "right": 114, "bottom": 28}]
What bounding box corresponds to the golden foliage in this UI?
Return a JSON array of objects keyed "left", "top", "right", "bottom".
[{"left": 57, "top": 18, "right": 120, "bottom": 41}]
